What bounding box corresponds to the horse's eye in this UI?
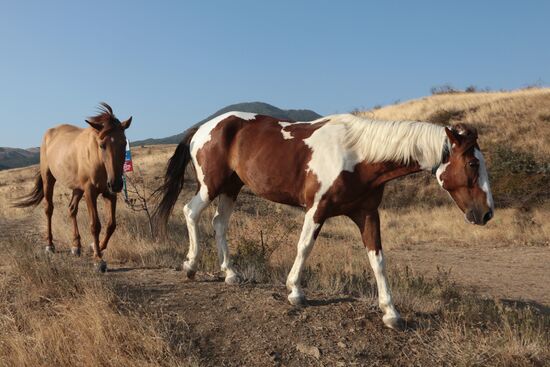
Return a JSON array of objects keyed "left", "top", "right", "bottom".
[
  {"left": 99, "top": 143, "right": 106, "bottom": 150},
  {"left": 468, "top": 160, "right": 479, "bottom": 168}
]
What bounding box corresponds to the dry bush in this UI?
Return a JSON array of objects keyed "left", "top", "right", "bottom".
[{"left": 430, "top": 84, "right": 460, "bottom": 95}]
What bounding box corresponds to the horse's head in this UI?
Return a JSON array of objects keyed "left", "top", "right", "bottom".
[
  {"left": 436, "top": 124, "right": 494, "bottom": 225},
  {"left": 86, "top": 103, "right": 132, "bottom": 193}
]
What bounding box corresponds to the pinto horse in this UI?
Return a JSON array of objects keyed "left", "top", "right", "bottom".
[
  {"left": 14, "top": 103, "right": 132, "bottom": 271},
  {"left": 155, "top": 112, "right": 494, "bottom": 329}
]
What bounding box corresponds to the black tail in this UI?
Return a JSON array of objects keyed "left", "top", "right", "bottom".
[
  {"left": 153, "top": 127, "right": 198, "bottom": 232},
  {"left": 13, "top": 171, "right": 44, "bottom": 208}
]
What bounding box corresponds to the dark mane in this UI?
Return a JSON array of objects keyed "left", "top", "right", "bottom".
[{"left": 87, "top": 102, "right": 120, "bottom": 126}]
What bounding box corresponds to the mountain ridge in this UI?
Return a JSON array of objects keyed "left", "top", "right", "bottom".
[{"left": 0, "top": 147, "right": 40, "bottom": 171}]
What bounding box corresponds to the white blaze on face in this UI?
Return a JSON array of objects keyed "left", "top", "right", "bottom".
[
  {"left": 435, "top": 161, "right": 450, "bottom": 187},
  {"left": 190, "top": 111, "right": 257, "bottom": 200},
  {"left": 278, "top": 121, "right": 293, "bottom": 140},
  {"left": 474, "top": 148, "right": 494, "bottom": 210}
]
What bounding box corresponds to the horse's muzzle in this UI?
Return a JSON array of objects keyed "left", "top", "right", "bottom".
[{"left": 466, "top": 208, "right": 493, "bottom": 225}]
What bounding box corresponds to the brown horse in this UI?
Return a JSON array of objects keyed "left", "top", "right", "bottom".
[
  {"left": 14, "top": 103, "right": 132, "bottom": 271},
  {"left": 154, "top": 112, "right": 494, "bottom": 329}
]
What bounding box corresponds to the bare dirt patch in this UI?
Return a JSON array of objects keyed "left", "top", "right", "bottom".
[{"left": 389, "top": 244, "right": 550, "bottom": 306}]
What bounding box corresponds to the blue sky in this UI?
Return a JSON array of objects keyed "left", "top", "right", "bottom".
[{"left": 1, "top": 1, "right": 549, "bottom": 148}]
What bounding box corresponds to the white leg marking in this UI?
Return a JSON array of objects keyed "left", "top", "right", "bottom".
[
  {"left": 367, "top": 250, "right": 401, "bottom": 326},
  {"left": 183, "top": 192, "right": 210, "bottom": 275},
  {"left": 286, "top": 205, "right": 321, "bottom": 305},
  {"left": 212, "top": 194, "right": 239, "bottom": 284},
  {"left": 474, "top": 149, "right": 494, "bottom": 210}
]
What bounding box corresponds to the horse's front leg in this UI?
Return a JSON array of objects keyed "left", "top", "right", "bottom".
[
  {"left": 350, "top": 209, "right": 402, "bottom": 330},
  {"left": 68, "top": 189, "right": 84, "bottom": 256},
  {"left": 84, "top": 188, "right": 106, "bottom": 272},
  {"left": 286, "top": 205, "right": 324, "bottom": 305},
  {"left": 99, "top": 192, "right": 117, "bottom": 253}
]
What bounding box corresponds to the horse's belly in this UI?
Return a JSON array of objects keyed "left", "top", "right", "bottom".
[{"left": 241, "top": 173, "right": 304, "bottom": 207}]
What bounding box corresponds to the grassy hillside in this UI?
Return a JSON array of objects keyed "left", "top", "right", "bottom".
[
  {"left": 132, "top": 101, "right": 321, "bottom": 146},
  {"left": 0, "top": 147, "right": 39, "bottom": 171},
  {"left": 358, "top": 88, "right": 550, "bottom": 209}
]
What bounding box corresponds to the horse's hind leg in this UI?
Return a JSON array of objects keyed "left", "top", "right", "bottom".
[
  {"left": 68, "top": 189, "right": 83, "bottom": 256},
  {"left": 183, "top": 190, "right": 211, "bottom": 279},
  {"left": 212, "top": 192, "right": 241, "bottom": 284},
  {"left": 43, "top": 170, "right": 56, "bottom": 253}
]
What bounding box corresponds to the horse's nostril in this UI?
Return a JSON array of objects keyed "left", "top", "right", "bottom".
[
  {"left": 465, "top": 210, "right": 476, "bottom": 224},
  {"left": 483, "top": 210, "right": 493, "bottom": 224}
]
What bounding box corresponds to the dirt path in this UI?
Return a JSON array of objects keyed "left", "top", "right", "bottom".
[
  {"left": 390, "top": 244, "right": 550, "bottom": 305},
  {"left": 110, "top": 266, "right": 418, "bottom": 366}
]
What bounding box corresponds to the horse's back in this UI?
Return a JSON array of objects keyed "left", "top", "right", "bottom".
[
  {"left": 42, "top": 124, "right": 84, "bottom": 148},
  {"left": 41, "top": 124, "right": 90, "bottom": 187}
]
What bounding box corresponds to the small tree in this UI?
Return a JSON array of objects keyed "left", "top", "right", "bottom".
[{"left": 123, "top": 168, "right": 155, "bottom": 239}]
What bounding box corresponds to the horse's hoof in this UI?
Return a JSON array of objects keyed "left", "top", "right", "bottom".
[
  {"left": 45, "top": 245, "right": 55, "bottom": 254},
  {"left": 95, "top": 260, "right": 107, "bottom": 273},
  {"left": 225, "top": 273, "right": 241, "bottom": 285},
  {"left": 183, "top": 262, "right": 196, "bottom": 279},
  {"left": 185, "top": 269, "right": 196, "bottom": 279},
  {"left": 383, "top": 315, "right": 404, "bottom": 331},
  {"left": 288, "top": 292, "right": 306, "bottom": 306},
  {"left": 70, "top": 247, "right": 81, "bottom": 257}
]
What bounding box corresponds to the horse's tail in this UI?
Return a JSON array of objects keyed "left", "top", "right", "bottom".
[
  {"left": 13, "top": 171, "right": 44, "bottom": 208},
  {"left": 153, "top": 127, "right": 199, "bottom": 232}
]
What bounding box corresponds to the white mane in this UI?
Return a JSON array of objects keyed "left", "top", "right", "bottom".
[{"left": 326, "top": 114, "right": 449, "bottom": 170}]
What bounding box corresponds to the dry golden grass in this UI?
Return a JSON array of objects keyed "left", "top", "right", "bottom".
[{"left": 0, "top": 235, "right": 198, "bottom": 367}]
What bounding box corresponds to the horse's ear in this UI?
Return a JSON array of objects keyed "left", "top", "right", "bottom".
[
  {"left": 86, "top": 120, "right": 103, "bottom": 131},
  {"left": 444, "top": 127, "right": 461, "bottom": 147},
  {"left": 121, "top": 116, "right": 132, "bottom": 130}
]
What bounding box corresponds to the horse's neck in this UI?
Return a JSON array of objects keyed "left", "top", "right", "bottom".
[
  {"left": 80, "top": 131, "right": 105, "bottom": 172},
  {"left": 345, "top": 120, "right": 448, "bottom": 186},
  {"left": 365, "top": 161, "right": 423, "bottom": 187}
]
